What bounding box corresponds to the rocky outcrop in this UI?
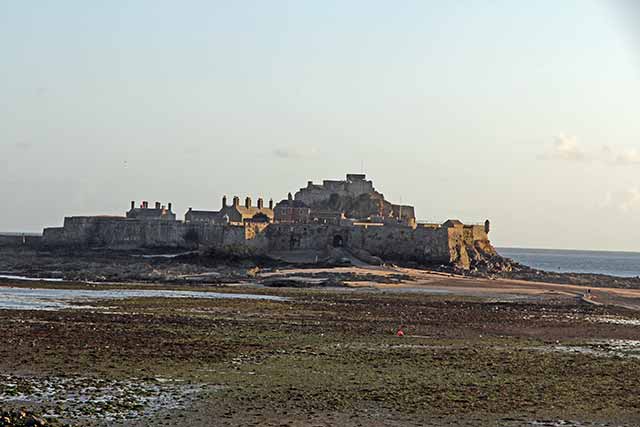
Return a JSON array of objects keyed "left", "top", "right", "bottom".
[
  {"left": 0, "top": 409, "right": 58, "bottom": 426},
  {"left": 450, "top": 239, "right": 505, "bottom": 272}
]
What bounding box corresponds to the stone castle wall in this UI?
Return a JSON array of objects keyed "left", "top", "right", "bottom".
[
  {"left": 351, "top": 225, "right": 453, "bottom": 263},
  {"left": 43, "top": 217, "right": 251, "bottom": 250},
  {"left": 265, "top": 224, "right": 345, "bottom": 251},
  {"left": 463, "top": 225, "right": 488, "bottom": 243},
  {"left": 42, "top": 216, "right": 490, "bottom": 267},
  {"left": 0, "top": 233, "right": 43, "bottom": 248},
  {"left": 262, "top": 223, "right": 466, "bottom": 265}
]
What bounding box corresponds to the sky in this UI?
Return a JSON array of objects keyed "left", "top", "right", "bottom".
[{"left": 1, "top": 1, "right": 640, "bottom": 251}]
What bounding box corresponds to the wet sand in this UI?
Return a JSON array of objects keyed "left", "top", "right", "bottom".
[{"left": 262, "top": 265, "right": 640, "bottom": 311}]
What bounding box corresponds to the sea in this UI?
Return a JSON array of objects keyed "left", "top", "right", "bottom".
[{"left": 497, "top": 247, "right": 640, "bottom": 278}]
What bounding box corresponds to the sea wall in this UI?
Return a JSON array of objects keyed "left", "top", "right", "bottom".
[
  {"left": 264, "top": 223, "right": 457, "bottom": 264},
  {"left": 352, "top": 224, "right": 453, "bottom": 264},
  {"left": 44, "top": 217, "right": 160, "bottom": 249},
  {"left": 41, "top": 216, "right": 487, "bottom": 267},
  {"left": 42, "top": 217, "right": 253, "bottom": 250},
  {"left": 0, "top": 233, "right": 43, "bottom": 248},
  {"left": 265, "top": 224, "right": 345, "bottom": 251}
]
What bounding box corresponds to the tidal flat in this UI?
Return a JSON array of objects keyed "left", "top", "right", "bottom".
[{"left": 2, "top": 274, "right": 640, "bottom": 426}]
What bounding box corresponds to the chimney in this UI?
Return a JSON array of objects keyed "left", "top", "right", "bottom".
[
  {"left": 168, "top": 202, "right": 172, "bottom": 212},
  {"left": 257, "top": 198, "right": 264, "bottom": 209},
  {"left": 245, "top": 196, "right": 252, "bottom": 209},
  {"left": 307, "top": 181, "right": 313, "bottom": 187},
  {"left": 287, "top": 192, "right": 293, "bottom": 201},
  {"left": 269, "top": 198, "right": 274, "bottom": 210},
  {"left": 222, "top": 195, "right": 227, "bottom": 208},
  {"left": 131, "top": 201, "right": 135, "bottom": 210},
  {"left": 233, "top": 196, "right": 240, "bottom": 207},
  {"left": 155, "top": 201, "right": 161, "bottom": 210},
  {"left": 143, "top": 201, "right": 148, "bottom": 209}
]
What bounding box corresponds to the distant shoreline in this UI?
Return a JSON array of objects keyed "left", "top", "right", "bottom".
[
  {"left": 498, "top": 246, "right": 640, "bottom": 255},
  {"left": 496, "top": 247, "right": 640, "bottom": 282}
]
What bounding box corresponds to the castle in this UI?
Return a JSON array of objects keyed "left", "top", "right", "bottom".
[{"left": 41, "top": 174, "right": 494, "bottom": 268}]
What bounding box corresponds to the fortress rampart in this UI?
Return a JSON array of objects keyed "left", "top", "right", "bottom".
[
  {"left": 43, "top": 217, "right": 247, "bottom": 249},
  {"left": 0, "top": 233, "right": 43, "bottom": 248},
  {"left": 42, "top": 218, "right": 489, "bottom": 267}
]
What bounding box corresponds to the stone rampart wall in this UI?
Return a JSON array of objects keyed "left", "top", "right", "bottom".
[
  {"left": 263, "top": 223, "right": 454, "bottom": 264},
  {"left": 463, "top": 225, "right": 488, "bottom": 243},
  {"left": 43, "top": 217, "right": 253, "bottom": 250},
  {"left": 41, "top": 216, "right": 488, "bottom": 267},
  {"left": 265, "top": 224, "right": 343, "bottom": 251},
  {"left": 44, "top": 217, "right": 183, "bottom": 249},
  {"left": 0, "top": 234, "right": 43, "bottom": 248},
  {"left": 351, "top": 225, "right": 452, "bottom": 263}
]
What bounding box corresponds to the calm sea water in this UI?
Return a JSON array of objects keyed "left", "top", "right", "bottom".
[
  {"left": 497, "top": 247, "right": 640, "bottom": 278},
  {"left": 0, "top": 286, "right": 288, "bottom": 311}
]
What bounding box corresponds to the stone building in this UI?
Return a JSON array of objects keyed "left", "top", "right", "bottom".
[
  {"left": 184, "top": 208, "right": 221, "bottom": 224},
  {"left": 219, "top": 196, "right": 274, "bottom": 225},
  {"left": 274, "top": 193, "right": 311, "bottom": 223},
  {"left": 126, "top": 201, "right": 176, "bottom": 221},
  {"left": 185, "top": 195, "right": 275, "bottom": 225}
]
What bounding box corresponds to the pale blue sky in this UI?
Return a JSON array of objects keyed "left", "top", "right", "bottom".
[{"left": 2, "top": 1, "right": 640, "bottom": 250}]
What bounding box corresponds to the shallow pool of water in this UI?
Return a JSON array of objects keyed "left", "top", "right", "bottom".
[
  {"left": 0, "top": 286, "right": 287, "bottom": 311},
  {"left": 0, "top": 274, "right": 64, "bottom": 282}
]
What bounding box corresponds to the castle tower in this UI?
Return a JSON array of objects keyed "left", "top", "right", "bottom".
[
  {"left": 257, "top": 198, "right": 264, "bottom": 209},
  {"left": 269, "top": 198, "right": 274, "bottom": 209},
  {"left": 287, "top": 192, "right": 293, "bottom": 201},
  {"left": 232, "top": 196, "right": 240, "bottom": 207},
  {"left": 245, "top": 196, "right": 252, "bottom": 209},
  {"left": 222, "top": 195, "right": 227, "bottom": 208}
]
